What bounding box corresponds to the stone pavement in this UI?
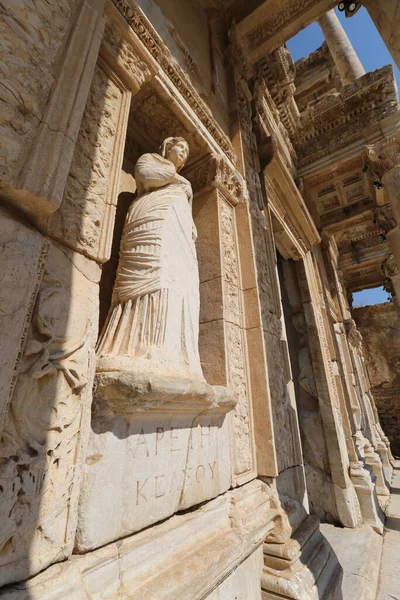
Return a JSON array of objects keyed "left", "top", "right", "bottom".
[
  {"left": 321, "top": 522, "right": 382, "bottom": 599},
  {"left": 320, "top": 460, "right": 400, "bottom": 599},
  {"left": 377, "top": 459, "right": 400, "bottom": 600}
]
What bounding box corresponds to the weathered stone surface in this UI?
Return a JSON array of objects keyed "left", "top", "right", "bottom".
[
  {"left": 0, "top": 0, "right": 397, "bottom": 598},
  {"left": 377, "top": 460, "right": 400, "bottom": 600},
  {"left": 206, "top": 548, "right": 263, "bottom": 600},
  {"left": 1, "top": 480, "right": 275, "bottom": 600},
  {"left": 0, "top": 242, "right": 99, "bottom": 586},
  {"left": 321, "top": 523, "right": 382, "bottom": 600},
  {"left": 0, "top": 208, "right": 48, "bottom": 431},
  {"left": 365, "top": 0, "right": 400, "bottom": 71},
  {"left": 0, "top": 0, "right": 80, "bottom": 185},
  {"left": 354, "top": 302, "right": 400, "bottom": 455},
  {"left": 38, "top": 62, "right": 130, "bottom": 261},
  {"left": 262, "top": 512, "right": 343, "bottom": 599},
  {"left": 76, "top": 371, "right": 234, "bottom": 550}
]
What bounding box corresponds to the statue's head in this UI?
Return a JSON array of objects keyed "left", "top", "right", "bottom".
[{"left": 160, "top": 137, "right": 189, "bottom": 171}]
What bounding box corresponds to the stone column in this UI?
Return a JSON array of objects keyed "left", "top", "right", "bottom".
[
  {"left": 364, "top": 0, "right": 400, "bottom": 71},
  {"left": 367, "top": 132, "right": 400, "bottom": 302},
  {"left": 318, "top": 9, "right": 365, "bottom": 84}
]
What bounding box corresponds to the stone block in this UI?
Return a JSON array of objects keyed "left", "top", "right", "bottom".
[
  {"left": 76, "top": 371, "right": 235, "bottom": 551},
  {"left": 1, "top": 480, "right": 275, "bottom": 600}
]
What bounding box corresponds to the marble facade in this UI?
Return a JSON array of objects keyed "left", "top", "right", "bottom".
[{"left": 0, "top": 0, "right": 399, "bottom": 598}]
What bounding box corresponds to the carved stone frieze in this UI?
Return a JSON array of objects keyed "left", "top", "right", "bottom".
[
  {"left": 111, "top": 0, "right": 236, "bottom": 163},
  {"left": 381, "top": 252, "right": 399, "bottom": 278},
  {"left": 294, "top": 66, "right": 398, "bottom": 169},
  {"left": 102, "top": 9, "right": 153, "bottom": 90},
  {"left": 253, "top": 76, "right": 297, "bottom": 173},
  {"left": 185, "top": 153, "right": 248, "bottom": 205},
  {"left": 0, "top": 210, "right": 49, "bottom": 432},
  {"left": 245, "top": 0, "right": 319, "bottom": 52},
  {"left": 257, "top": 45, "right": 300, "bottom": 138}
]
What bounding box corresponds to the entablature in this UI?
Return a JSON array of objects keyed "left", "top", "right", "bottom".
[{"left": 293, "top": 66, "right": 400, "bottom": 170}]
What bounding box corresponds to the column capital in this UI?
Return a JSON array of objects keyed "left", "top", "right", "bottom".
[
  {"left": 184, "top": 153, "right": 248, "bottom": 206},
  {"left": 366, "top": 131, "right": 400, "bottom": 178}
]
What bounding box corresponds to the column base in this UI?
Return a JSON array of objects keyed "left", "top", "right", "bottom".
[{"left": 262, "top": 513, "right": 343, "bottom": 599}]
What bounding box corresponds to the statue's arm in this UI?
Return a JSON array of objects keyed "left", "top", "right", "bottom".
[{"left": 134, "top": 153, "right": 177, "bottom": 192}]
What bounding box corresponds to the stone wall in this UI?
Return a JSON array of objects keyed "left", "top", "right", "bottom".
[
  {"left": 353, "top": 302, "right": 400, "bottom": 455},
  {"left": 0, "top": 0, "right": 395, "bottom": 597}
]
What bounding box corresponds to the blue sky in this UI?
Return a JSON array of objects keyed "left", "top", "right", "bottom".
[
  {"left": 352, "top": 287, "right": 390, "bottom": 307},
  {"left": 288, "top": 8, "right": 397, "bottom": 306},
  {"left": 287, "top": 7, "right": 400, "bottom": 90}
]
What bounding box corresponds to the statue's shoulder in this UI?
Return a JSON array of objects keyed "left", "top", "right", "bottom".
[{"left": 137, "top": 152, "right": 170, "bottom": 165}]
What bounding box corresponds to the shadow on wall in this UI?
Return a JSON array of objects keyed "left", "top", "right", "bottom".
[{"left": 0, "top": 4, "right": 120, "bottom": 595}]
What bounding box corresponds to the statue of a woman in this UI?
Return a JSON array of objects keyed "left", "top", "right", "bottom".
[{"left": 97, "top": 137, "right": 204, "bottom": 380}]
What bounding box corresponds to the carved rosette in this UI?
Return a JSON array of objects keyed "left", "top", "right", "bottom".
[{"left": 186, "top": 153, "right": 248, "bottom": 205}]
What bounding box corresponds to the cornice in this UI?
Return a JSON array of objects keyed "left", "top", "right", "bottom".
[{"left": 111, "top": 0, "right": 236, "bottom": 163}]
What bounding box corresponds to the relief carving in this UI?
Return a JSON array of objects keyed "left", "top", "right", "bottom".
[
  {"left": 0, "top": 246, "right": 97, "bottom": 586},
  {"left": 102, "top": 15, "right": 153, "bottom": 89},
  {"left": 187, "top": 153, "right": 247, "bottom": 205},
  {"left": 39, "top": 63, "right": 131, "bottom": 263},
  {"left": 245, "top": 0, "right": 318, "bottom": 51}
]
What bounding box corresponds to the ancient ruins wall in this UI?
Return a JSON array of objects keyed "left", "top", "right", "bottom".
[
  {"left": 0, "top": 0, "right": 284, "bottom": 596},
  {"left": 0, "top": 0, "right": 396, "bottom": 598},
  {"left": 354, "top": 302, "right": 400, "bottom": 456}
]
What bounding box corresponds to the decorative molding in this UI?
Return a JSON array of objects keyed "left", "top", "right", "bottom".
[
  {"left": 245, "top": 0, "right": 317, "bottom": 52},
  {"left": 294, "top": 66, "right": 399, "bottom": 169},
  {"left": 111, "top": 0, "right": 236, "bottom": 163},
  {"left": 101, "top": 5, "right": 154, "bottom": 91},
  {"left": 96, "top": 60, "right": 132, "bottom": 263},
  {"left": 185, "top": 153, "right": 248, "bottom": 206}
]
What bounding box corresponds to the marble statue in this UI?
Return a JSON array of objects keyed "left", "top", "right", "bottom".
[{"left": 97, "top": 137, "right": 204, "bottom": 379}]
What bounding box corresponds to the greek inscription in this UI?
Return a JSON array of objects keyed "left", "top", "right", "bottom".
[
  {"left": 136, "top": 478, "right": 148, "bottom": 505},
  {"left": 155, "top": 474, "right": 165, "bottom": 498},
  {"left": 132, "top": 427, "right": 149, "bottom": 458},
  {"left": 170, "top": 426, "right": 180, "bottom": 452},
  {"left": 130, "top": 421, "right": 222, "bottom": 506},
  {"left": 196, "top": 464, "right": 205, "bottom": 482},
  {"left": 208, "top": 460, "right": 217, "bottom": 479},
  {"left": 155, "top": 427, "right": 164, "bottom": 455}
]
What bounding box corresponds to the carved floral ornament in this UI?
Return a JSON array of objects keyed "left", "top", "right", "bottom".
[
  {"left": 366, "top": 132, "right": 400, "bottom": 177},
  {"left": 186, "top": 153, "right": 248, "bottom": 206},
  {"left": 111, "top": 0, "right": 236, "bottom": 164}
]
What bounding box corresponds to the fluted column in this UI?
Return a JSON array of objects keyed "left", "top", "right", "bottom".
[
  {"left": 318, "top": 9, "right": 365, "bottom": 84},
  {"left": 367, "top": 132, "right": 400, "bottom": 303}
]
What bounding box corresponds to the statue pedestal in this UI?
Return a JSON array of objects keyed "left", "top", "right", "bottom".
[{"left": 76, "top": 370, "right": 236, "bottom": 551}]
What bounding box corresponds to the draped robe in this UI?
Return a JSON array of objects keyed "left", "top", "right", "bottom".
[{"left": 97, "top": 153, "right": 203, "bottom": 378}]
